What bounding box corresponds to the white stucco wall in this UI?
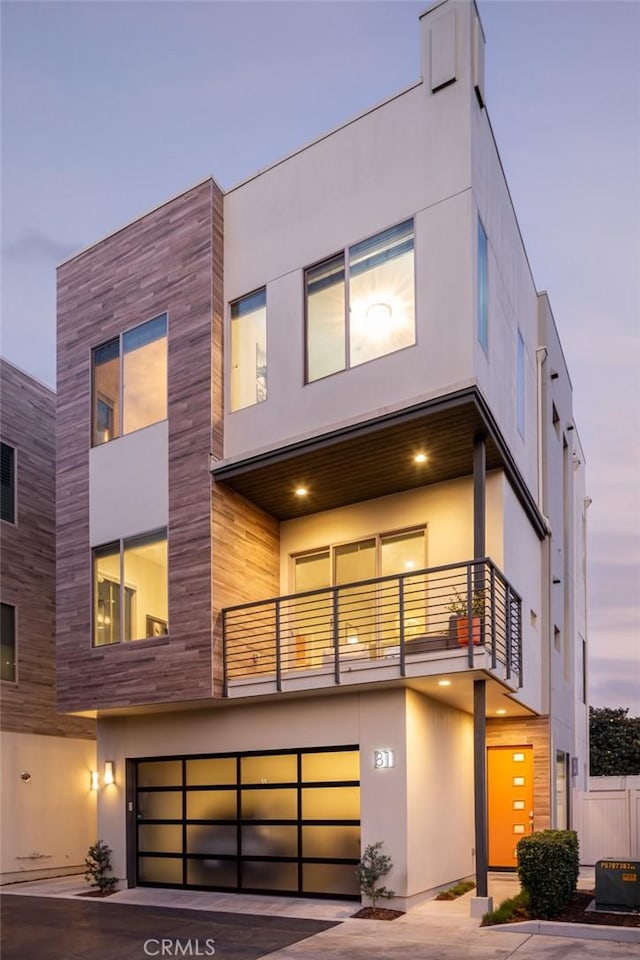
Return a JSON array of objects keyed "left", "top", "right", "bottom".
[
  {"left": 405, "top": 689, "right": 475, "bottom": 892},
  {"left": 89, "top": 420, "right": 168, "bottom": 545},
  {"left": 1, "top": 732, "right": 96, "bottom": 883},
  {"left": 222, "top": 1, "right": 482, "bottom": 463},
  {"left": 501, "top": 478, "right": 543, "bottom": 714},
  {"left": 97, "top": 688, "right": 477, "bottom": 903}
]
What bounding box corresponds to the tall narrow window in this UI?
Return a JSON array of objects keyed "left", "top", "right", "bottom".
[
  {"left": 0, "top": 442, "right": 15, "bottom": 523},
  {"left": 306, "top": 255, "right": 345, "bottom": 382},
  {"left": 230, "top": 289, "right": 267, "bottom": 411},
  {"left": 0, "top": 603, "right": 16, "bottom": 682},
  {"left": 516, "top": 329, "right": 525, "bottom": 438},
  {"left": 305, "top": 220, "right": 415, "bottom": 382},
  {"left": 93, "top": 529, "right": 167, "bottom": 645},
  {"left": 123, "top": 313, "right": 168, "bottom": 434},
  {"left": 477, "top": 218, "right": 488, "bottom": 353},
  {"left": 92, "top": 313, "right": 167, "bottom": 446}
]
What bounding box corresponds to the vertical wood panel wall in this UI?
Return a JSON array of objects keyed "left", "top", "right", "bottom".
[
  {"left": 0, "top": 360, "right": 94, "bottom": 737},
  {"left": 56, "top": 180, "right": 220, "bottom": 712}
]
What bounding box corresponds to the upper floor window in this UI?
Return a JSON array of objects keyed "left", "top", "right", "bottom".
[
  {"left": 477, "top": 218, "right": 488, "bottom": 353},
  {"left": 0, "top": 442, "right": 15, "bottom": 523},
  {"left": 230, "top": 289, "right": 267, "bottom": 412},
  {"left": 93, "top": 528, "right": 168, "bottom": 646},
  {"left": 516, "top": 329, "right": 525, "bottom": 438},
  {"left": 92, "top": 313, "right": 167, "bottom": 446},
  {"left": 305, "top": 220, "right": 415, "bottom": 383},
  {"left": 0, "top": 602, "right": 16, "bottom": 682}
]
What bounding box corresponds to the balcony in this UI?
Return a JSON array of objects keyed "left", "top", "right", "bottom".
[{"left": 222, "top": 558, "right": 522, "bottom": 698}]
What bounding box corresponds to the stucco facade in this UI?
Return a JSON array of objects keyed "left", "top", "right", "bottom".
[{"left": 55, "top": 0, "right": 588, "bottom": 908}]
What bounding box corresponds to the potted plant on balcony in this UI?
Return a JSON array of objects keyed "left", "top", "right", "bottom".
[{"left": 447, "top": 587, "right": 485, "bottom": 646}]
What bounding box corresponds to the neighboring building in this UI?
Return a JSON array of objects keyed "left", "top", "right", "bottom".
[
  {"left": 0, "top": 358, "right": 96, "bottom": 885},
  {"left": 55, "top": 0, "right": 588, "bottom": 909}
]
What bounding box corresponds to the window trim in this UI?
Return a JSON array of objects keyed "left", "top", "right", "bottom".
[
  {"left": 229, "top": 287, "right": 267, "bottom": 413},
  {"left": 477, "top": 217, "right": 489, "bottom": 354},
  {"left": 516, "top": 328, "right": 525, "bottom": 439},
  {"left": 304, "top": 218, "right": 416, "bottom": 385},
  {"left": 290, "top": 524, "right": 428, "bottom": 591},
  {"left": 91, "top": 527, "right": 169, "bottom": 648},
  {"left": 0, "top": 601, "right": 17, "bottom": 683},
  {"left": 91, "top": 312, "right": 168, "bottom": 447},
  {"left": 0, "top": 441, "right": 16, "bottom": 525}
]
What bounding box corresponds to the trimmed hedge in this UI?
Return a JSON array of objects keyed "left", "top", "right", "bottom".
[{"left": 516, "top": 830, "right": 579, "bottom": 919}]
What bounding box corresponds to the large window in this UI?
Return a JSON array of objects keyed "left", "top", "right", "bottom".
[
  {"left": 0, "top": 442, "right": 15, "bottom": 523},
  {"left": 230, "top": 289, "right": 267, "bottom": 412},
  {"left": 477, "top": 218, "right": 488, "bottom": 353},
  {"left": 0, "top": 603, "right": 16, "bottom": 682},
  {"left": 293, "top": 528, "right": 426, "bottom": 661},
  {"left": 92, "top": 313, "right": 167, "bottom": 445},
  {"left": 93, "top": 529, "right": 168, "bottom": 645},
  {"left": 306, "top": 220, "right": 415, "bottom": 382},
  {"left": 516, "top": 329, "right": 525, "bottom": 438}
]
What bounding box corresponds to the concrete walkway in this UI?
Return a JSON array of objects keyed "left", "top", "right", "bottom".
[{"left": 3, "top": 868, "right": 639, "bottom": 960}]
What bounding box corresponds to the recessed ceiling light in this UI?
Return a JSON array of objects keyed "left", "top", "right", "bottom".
[
  {"left": 438, "top": 679, "right": 451, "bottom": 687},
  {"left": 295, "top": 487, "right": 308, "bottom": 497},
  {"left": 496, "top": 708, "right": 507, "bottom": 715},
  {"left": 414, "top": 453, "right": 427, "bottom": 464},
  {"left": 404, "top": 560, "right": 415, "bottom": 570}
]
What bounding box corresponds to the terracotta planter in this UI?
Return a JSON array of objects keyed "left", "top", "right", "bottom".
[{"left": 455, "top": 615, "right": 481, "bottom": 646}]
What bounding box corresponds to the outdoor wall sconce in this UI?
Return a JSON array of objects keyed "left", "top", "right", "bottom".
[
  {"left": 104, "top": 761, "right": 115, "bottom": 785},
  {"left": 90, "top": 771, "right": 99, "bottom": 791}
]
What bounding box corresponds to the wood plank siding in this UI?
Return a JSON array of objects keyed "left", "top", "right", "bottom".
[
  {"left": 56, "top": 180, "right": 221, "bottom": 713},
  {"left": 211, "top": 482, "right": 280, "bottom": 695},
  {"left": 486, "top": 715, "right": 551, "bottom": 832},
  {"left": 0, "top": 360, "right": 94, "bottom": 737}
]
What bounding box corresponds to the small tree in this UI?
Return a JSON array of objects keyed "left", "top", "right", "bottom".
[
  {"left": 84, "top": 839, "right": 118, "bottom": 896},
  {"left": 357, "top": 841, "right": 395, "bottom": 909}
]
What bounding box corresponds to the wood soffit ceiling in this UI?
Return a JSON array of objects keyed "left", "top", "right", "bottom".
[{"left": 213, "top": 393, "right": 503, "bottom": 521}]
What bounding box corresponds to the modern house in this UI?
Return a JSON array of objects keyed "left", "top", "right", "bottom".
[
  {"left": 55, "top": 0, "right": 588, "bottom": 910},
  {"left": 0, "top": 358, "right": 96, "bottom": 885}
]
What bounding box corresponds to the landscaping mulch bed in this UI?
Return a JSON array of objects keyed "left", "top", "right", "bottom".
[
  {"left": 351, "top": 907, "right": 405, "bottom": 921},
  {"left": 555, "top": 890, "right": 639, "bottom": 928}
]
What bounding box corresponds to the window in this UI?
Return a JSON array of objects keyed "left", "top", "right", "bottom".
[
  {"left": 1, "top": 603, "right": 16, "bottom": 682},
  {"left": 306, "top": 220, "right": 415, "bottom": 382},
  {"left": 93, "top": 529, "right": 168, "bottom": 645},
  {"left": 516, "top": 329, "right": 525, "bottom": 437},
  {"left": 230, "top": 289, "right": 267, "bottom": 411},
  {"left": 92, "top": 313, "right": 167, "bottom": 445},
  {"left": 477, "top": 218, "right": 488, "bottom": 353},
  {"left": 1, "top": 442, "right": 15, "bottom": 523}
]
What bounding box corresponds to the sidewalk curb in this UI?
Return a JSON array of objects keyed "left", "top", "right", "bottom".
[{"left": 492, "top": 919, "right": 640, "bottom": 943}]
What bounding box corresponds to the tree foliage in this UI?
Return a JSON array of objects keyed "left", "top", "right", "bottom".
[
  {"left": 589, "top": 707, "right": 640, "bottom": 776},
  {"left": 356, "top": 841, "right": 395, "bottom": 908}
]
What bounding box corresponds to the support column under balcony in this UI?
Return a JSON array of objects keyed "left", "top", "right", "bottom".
[
  {"left": 471, "top": 677, "right": 492, "bottom": 916},
  {"left": 473, "top": 433, "right": 486, "bottom": 561}
]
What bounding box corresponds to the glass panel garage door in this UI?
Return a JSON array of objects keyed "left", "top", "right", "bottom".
[{"left": 135, "top": 746, "right": 360, "bottom": 898}]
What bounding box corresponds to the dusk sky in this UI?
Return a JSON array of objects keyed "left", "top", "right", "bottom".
[{"left": 1, "top": 1, "right": 638, "bottom": 713}]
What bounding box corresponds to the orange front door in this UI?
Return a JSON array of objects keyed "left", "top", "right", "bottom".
[{"left": 488, "top": 745, "right": 534, "bottom": 868}]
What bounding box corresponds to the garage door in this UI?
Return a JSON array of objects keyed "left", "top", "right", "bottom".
[{"left": 134, "top": 746, "right": 360, "bottom": 898}]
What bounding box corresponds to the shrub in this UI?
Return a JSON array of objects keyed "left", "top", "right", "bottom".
[
  {"left": 356, "top": 841, "right": 395, "bottom": 908},
  {"left": 516, "top": 830, "right": 579, "bottom": 919},
  {"left": 84, "top": 839, "right": 118, "bottom": 896}
]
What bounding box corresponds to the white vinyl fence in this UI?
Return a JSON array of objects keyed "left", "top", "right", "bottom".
[{"left": 574, "top": 777, "right": 640, "bottom": 865}]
